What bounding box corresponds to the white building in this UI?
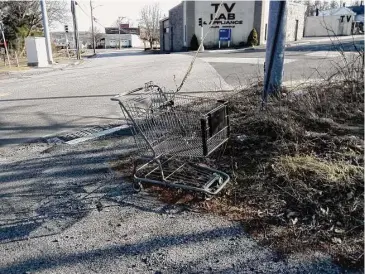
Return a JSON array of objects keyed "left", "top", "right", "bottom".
[
  {"left": 51, "top": 27, "right": 145, "bottom": 49},
  {"left": 304, "top": 7, "right": 356, "bottom": 36},
  {"left": 160, "top": 1, "right": 306, "bottom": 52},
  {"left": 102, "top": 34, "right": 144, "bottom": 48}
]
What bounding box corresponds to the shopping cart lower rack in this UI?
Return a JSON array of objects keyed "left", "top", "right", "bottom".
[{"left": 111, "top": 82, "right": 230, "bottom": 196}]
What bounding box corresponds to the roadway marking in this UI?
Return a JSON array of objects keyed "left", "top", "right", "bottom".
[
  {"left": 200, "top": 57, "right": 297, "bottom": 65},
  {"left": 0, "top": 92, "right": 10, "bottom": 97}
]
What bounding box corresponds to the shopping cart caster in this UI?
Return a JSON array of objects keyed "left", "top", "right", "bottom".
[{"left": 133, "top": 181, "right": 143, "bottom": 192}]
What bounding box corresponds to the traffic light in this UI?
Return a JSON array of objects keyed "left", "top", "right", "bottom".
[{"left": 64, "top": 25, "right": 69, "bottom": 33}]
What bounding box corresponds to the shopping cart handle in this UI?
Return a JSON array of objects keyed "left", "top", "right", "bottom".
[
  {"left": 111, "top": 86, "right": 145, "bottom": 102},
  {"left": 111, "top": 95, "right": 121, "bottom": 102}
]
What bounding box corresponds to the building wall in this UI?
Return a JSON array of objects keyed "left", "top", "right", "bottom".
[
  {"left": 305, "top": 15, "right": 354, "bottom": 36},
  {"left": 169, "top": 3, "right": 185, "bottom": 51},
  {"left": 162, "top": 1, "right": 306, "bottom": 52},
  {"left": 194, "top": 1, "right": 256, "bottom": 48},
  {"left": 104, "top": 34, "right": 132, "bottom": 47},
  {"left": 130, "top": 34, "right": 145, "bottom": 48},
  {"left": 185, "top": 1, "right": 196, "bottom": 48},
  {"left": 286, "top": 3, "right": 306, "bottom": 41}
]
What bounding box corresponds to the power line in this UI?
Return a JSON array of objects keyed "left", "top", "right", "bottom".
[
  {"left": 77, "top": 2, "right": 91, "bottom": 18},
  {"left": 77, "top": 2, "right": 106, "bottom": 29}
]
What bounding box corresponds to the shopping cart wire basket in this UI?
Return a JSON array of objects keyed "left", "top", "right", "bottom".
[{"left": 111, "top": 82, "right": 230, "bottom": 196}]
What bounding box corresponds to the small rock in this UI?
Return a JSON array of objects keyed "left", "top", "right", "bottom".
[
  {"left": 96, "top": 201, "right": 103, "bottom": 212},
  {"left": 332, "top": 237, "right": 342, "bottom": 244},
  {"left": 117, "top": 223, "right": 122, "bottom": 227},
  {"left": 335, "top": 228, "right": 345, "bottom": 234},
  {"left": 52, "top": 239, "right": 59, "bottom": 243},
  {"left": 236, "top": 135, "right": 248, "bottom": 142}
]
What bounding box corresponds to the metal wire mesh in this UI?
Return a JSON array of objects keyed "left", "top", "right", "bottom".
[{"left": 118, "top": 92, "right": 226, "bottom": 157}]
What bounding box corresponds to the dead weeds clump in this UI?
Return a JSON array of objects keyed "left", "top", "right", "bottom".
[{"left": 217, "top": 79, "right": 364, "bottom": 269}]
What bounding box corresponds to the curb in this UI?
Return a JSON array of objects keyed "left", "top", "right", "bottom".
[
  {"left": 205, "top": 46, "right": 258, "bottom": 53},
  {"left": 1, "top": 60, "right": 84, "bottom": 79}
]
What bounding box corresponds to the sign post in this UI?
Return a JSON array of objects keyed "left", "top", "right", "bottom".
[{"left": 219, "top": 28, "right": 231, "bottom": 49}]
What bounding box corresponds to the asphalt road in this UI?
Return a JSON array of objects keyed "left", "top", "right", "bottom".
[
  {"left": 0, "top": 49, "right": 230, "bottom": 147},
  {"left": 1, "top": 37, "right": 363, "bottom": 147},
  {"left": 194, "top": 36, "right": 364, "bottom": 88}
]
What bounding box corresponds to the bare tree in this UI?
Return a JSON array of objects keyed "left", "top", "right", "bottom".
[
  {"left": 330, "top": 0, "right": 340, "bottom": 8},
  {"left": 0, "top": 1, "right": 68, "bottom": 53},
  {"left": 302, "top": 0, "right": 339, "bottom": 17},
  {"left": 88, "top": 26, "right": 103, "bottom": 48},
  {"left": 112, "top": 16, "right": 130, "bottom": 29},
  {"left": 139, "top": 3, "right": 162, "bottom": 48}
]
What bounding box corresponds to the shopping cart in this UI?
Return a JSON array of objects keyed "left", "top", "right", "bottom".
[{"left": 111, "top": 82, "right": 230, "bottom": 196}]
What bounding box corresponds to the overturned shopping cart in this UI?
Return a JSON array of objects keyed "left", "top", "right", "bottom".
[{"left": 111, "top": 82, "right": 230, "bottom": 196}]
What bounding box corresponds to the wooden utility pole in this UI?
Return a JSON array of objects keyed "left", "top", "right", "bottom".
[
  {"left": 71, "top": 0, "right": 81, "bottom": 59},
  {"left": 90, "top": 0, "right": 96, "bottom": 54},
  {"left": 263, "top": 0, "right": 287, "bottom": 104}
]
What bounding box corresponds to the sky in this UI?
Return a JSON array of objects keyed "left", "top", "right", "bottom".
[{"left": 52, "top": 0, "right": 181, "bottom": 32}]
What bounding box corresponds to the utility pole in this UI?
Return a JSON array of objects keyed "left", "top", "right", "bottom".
[
  {"left": 40, "top": 0, "right": 54, "bottom": 64},
  {"left": 262, "top": 0, "right": 287, "bottom": 105},
  {"left": 71, "top": 0, "right": 81, "bottom": 59},
  {"left": 0, "top": 21, "right": 11, "bottom": 67},
  {"left": 90, "top": 0, "right": 96, "bottom": 54},
  {"left": 118, "top": 17, "right": 121, "bottom": 50}
]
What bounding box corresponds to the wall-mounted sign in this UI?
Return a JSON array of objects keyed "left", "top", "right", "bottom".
[
  {"left": 198, "top": 3, "right": 243, "bottom": 26},
  {"left": 219, "top": 29, "right": 231, "bottom": 41}
]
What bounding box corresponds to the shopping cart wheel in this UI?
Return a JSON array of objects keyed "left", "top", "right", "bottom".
[{"left": 133, "top": 181, "right": 143, "bottom": 192}]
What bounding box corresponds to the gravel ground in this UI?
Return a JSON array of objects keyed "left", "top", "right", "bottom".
[{"left": 0, "top": 135, "right": 357, "bottom": 274}]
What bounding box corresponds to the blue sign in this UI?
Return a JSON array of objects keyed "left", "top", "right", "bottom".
[{"left": 219, "top": 29, "right": 231, "bottom": 41}]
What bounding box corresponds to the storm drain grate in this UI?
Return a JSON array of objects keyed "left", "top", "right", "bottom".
[{"left": 44, "top": 124, "right": 131, "bottom": 145}]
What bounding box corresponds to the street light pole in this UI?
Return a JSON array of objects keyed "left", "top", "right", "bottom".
[
  {"left": 90, "top": 0, "right": 96, "bottom": 54},
  {"left": 40, "top": 0, "right": 54, "bottom": 64}
]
